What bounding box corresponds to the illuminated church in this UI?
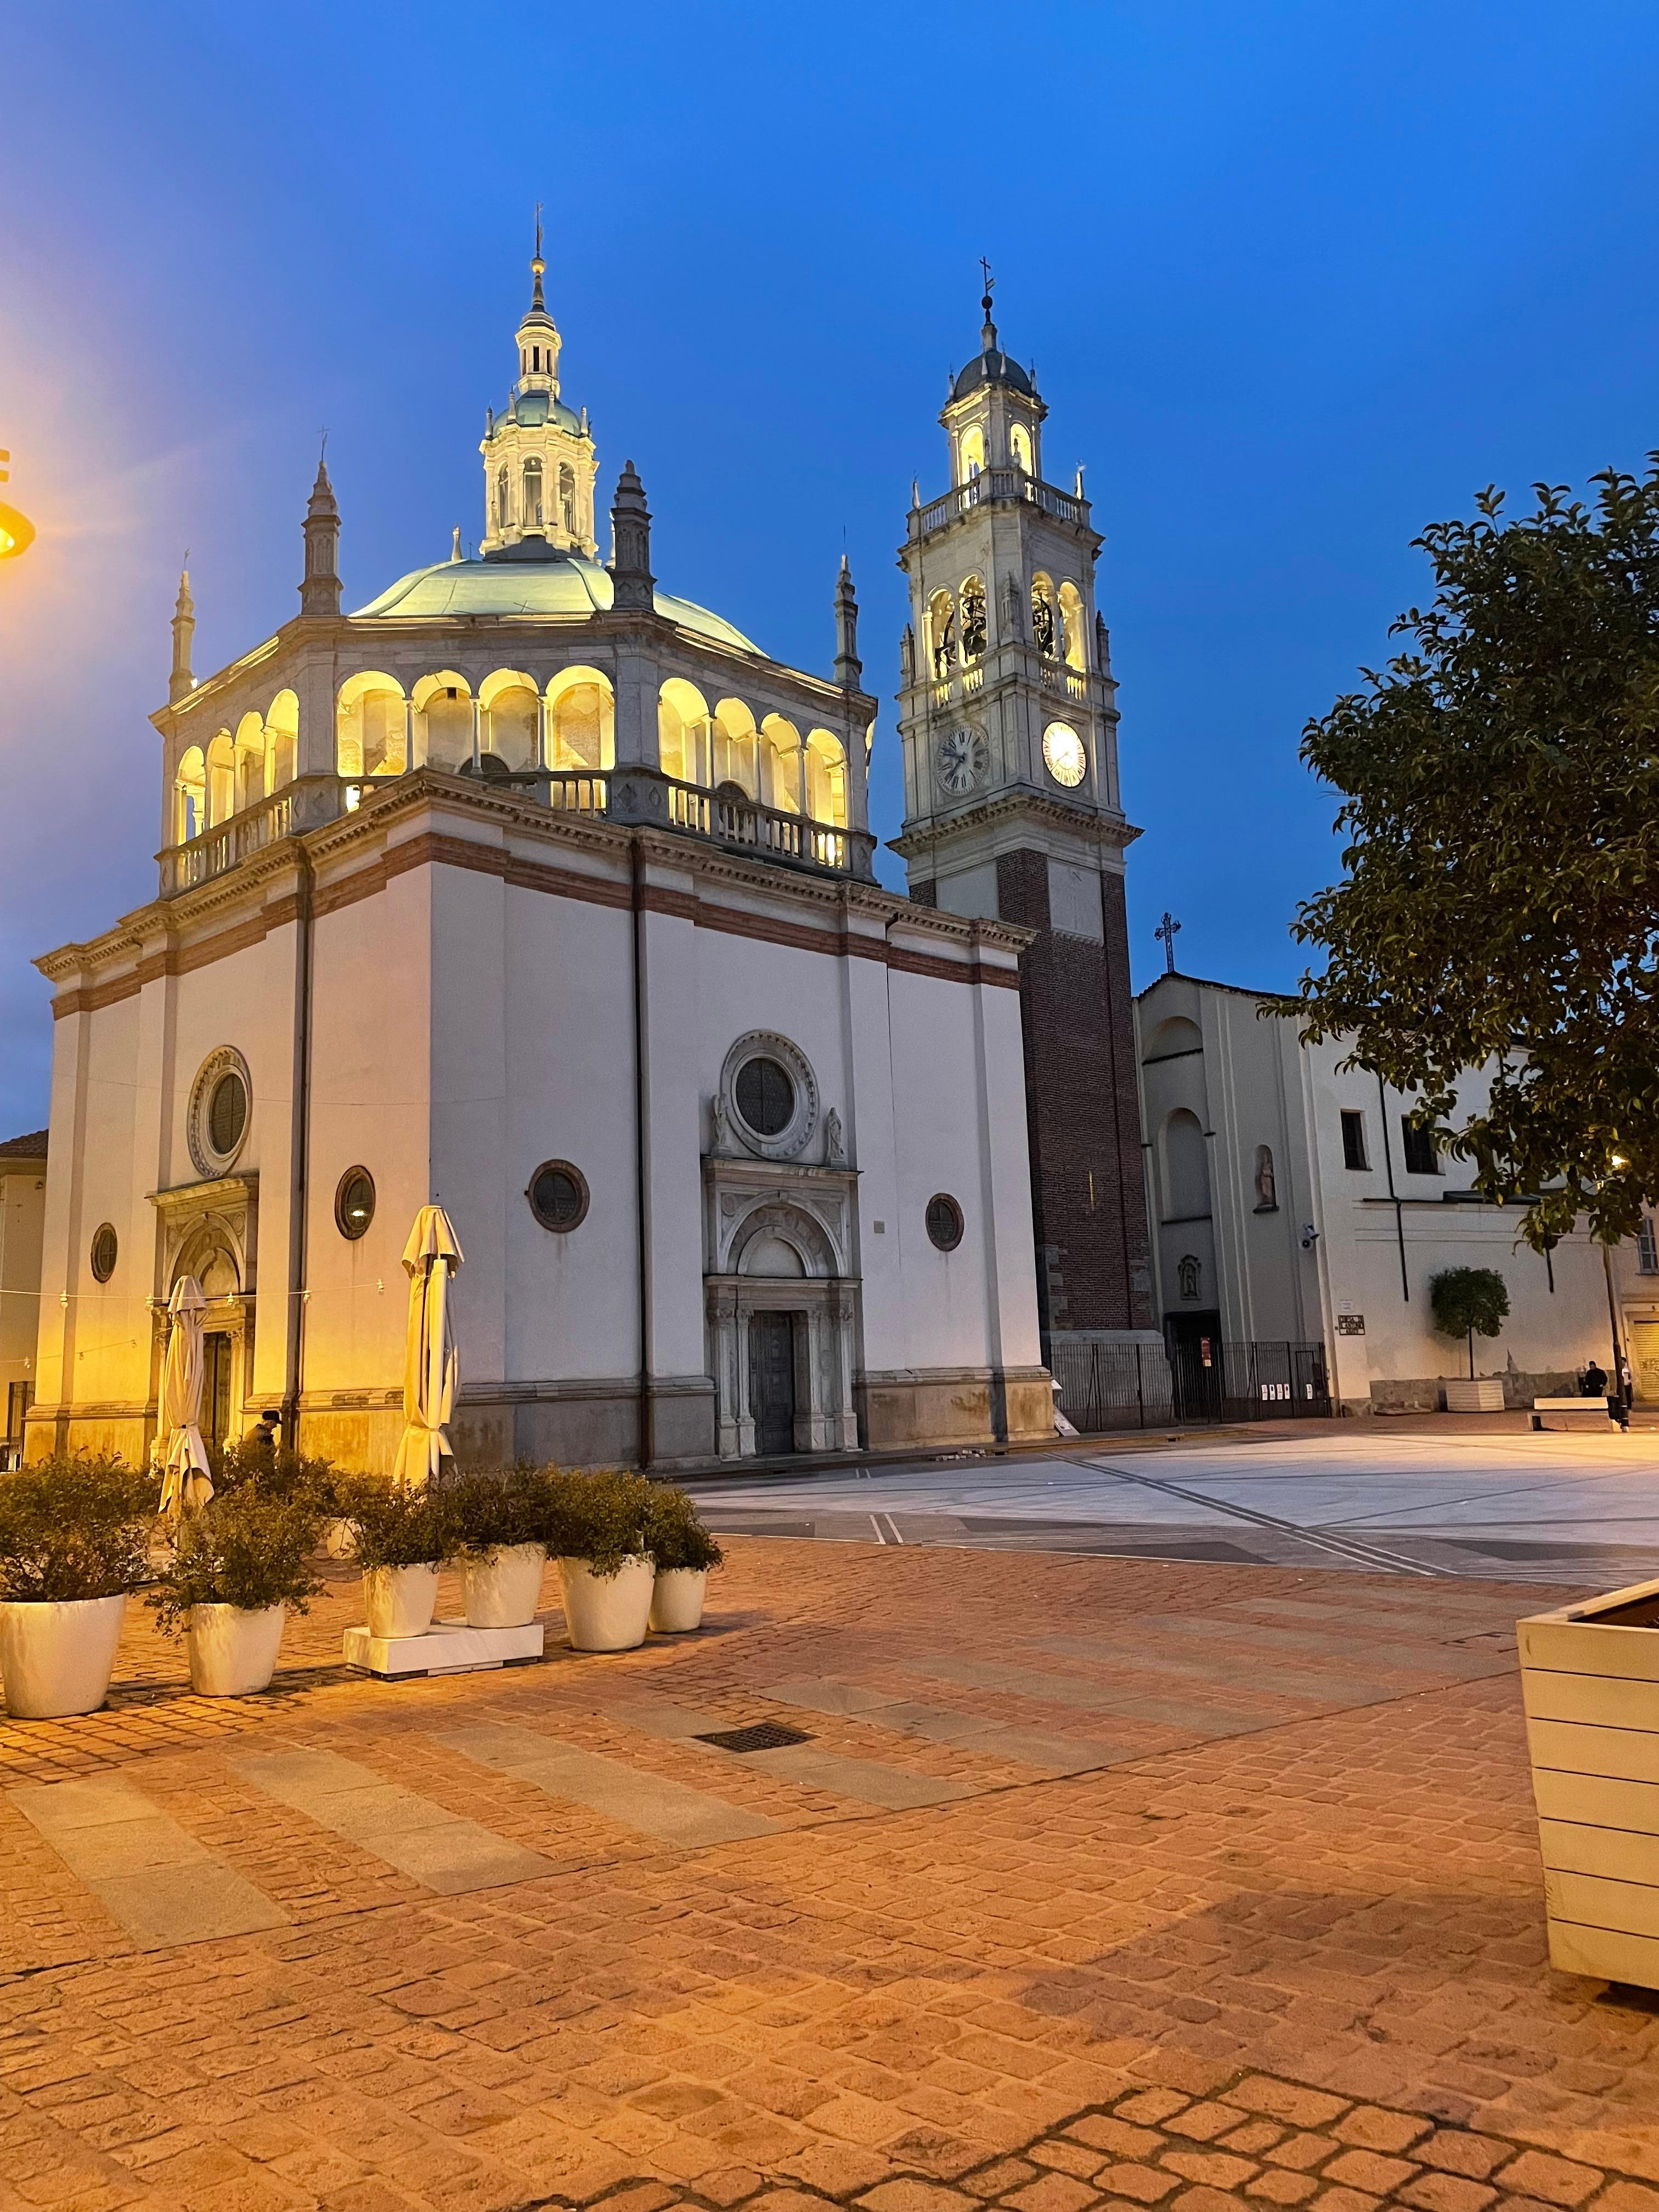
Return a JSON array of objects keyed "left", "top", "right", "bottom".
[{"left": 25, "top": 243, "right": 1097, "bottom": 1470}]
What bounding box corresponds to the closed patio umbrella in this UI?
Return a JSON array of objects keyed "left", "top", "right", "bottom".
[
  {"left": 392, "top": 1204, "right": 464, "bottom": 1491},
  {"left": 156, "top": 1276, "right": 214, "bottom": 1517}
]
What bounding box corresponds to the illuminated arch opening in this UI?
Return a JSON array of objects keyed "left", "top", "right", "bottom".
[
  {"left": 234, "top": 710, "right": 267, "bottom": 814},
  {"left": 337, "top": 671, "right": 407, "bottom": 777},
  {"left": 176, "top": 745, "right": 206, "bottom": 844},
  {"left": 960, "top": 574, "right": 988, "bottom": 661},
  {"left": 713, "top": 698, "right": 758, "bottom": 799},
  {"left": 547, "top": 664, "right": 614, "bottom": 771},
  {"left": 267, "top": 689, "right": 298, "bottom": 788},
  {"left": 658, "top": 678, "right": 711, "bottom": 785},
  {"left": 411, "top": 670, "right": 472, "bottom": 771},
  {"left": 958, "top": 426, "right": 984, "bottom": 482},
  {"left": 206, "top": 732, "right": 236, "bottom": 827},
  {"left": 1031, "top": 573, "right": 1058, "bottom": 660},
  {"left": 927, "top": 590, "right": 956, "bottom": 680},
  {"left": 1058, "top": 582, "right": 1086, "bottom": 672},
  {"left": 760, "top": 714, "right": 802, "bottom": 815},
  {"left": 1010, "top": 424, "right": 1032, "bottom": 473},
  {"left": 804, "top": 729, "right": 848, "bottom": 828},
  {"left": 480, "top": 667, "right": 538, "bottom": 772}
]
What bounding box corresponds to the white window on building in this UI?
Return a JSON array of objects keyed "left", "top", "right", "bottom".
[
  {"left": 1340, "top": 1109, "right": 1369, "bottom": 1171},
  {"left": 1639, "top": 1215, "right": 1658, "bottom": 1274}
]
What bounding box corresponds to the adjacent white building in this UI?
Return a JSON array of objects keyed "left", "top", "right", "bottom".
[
  {"left": 0, "top": 1131, "right": 47, "bottom": 1466},
  {"left": 1136, "top": 971, "right": 1626, "bottom": 1413},
  {"left": 24, "top": 253, "right": 1051, "bottom": 1472}
]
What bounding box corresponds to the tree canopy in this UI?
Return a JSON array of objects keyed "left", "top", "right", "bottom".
[{"left": 1293, "top": 460, "right": 1659, "bottom": 1251}]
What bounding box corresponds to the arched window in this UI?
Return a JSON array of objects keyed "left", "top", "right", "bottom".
[
  {"left": 548, "top": 666, "right": 616, "bottom": 772},
  {"left": 496, "top": 465, "right": 509, "bottom": 531},
  {"left": 1164, "top": 1109, "right": 1211, "bottom": 1221},
  {"left": 206, "top": 733, "right": 236, "bottom": 827},
  {"left": 658, "top": 678, "right": 712, "bottom": 785},
  {"left": 760, "top": 714, "right": 802, "bottom": 813},
  {"left": 412, "top": 672, "right": 473, "bottom": 771},
  {"left": 1010, "top": 424, "right": 1032, "bottom": 473},
  {"left": 804, "top": 730, "right": 848, "bottom": 828},
  {"left": 961, "top": 575, "right": 988, "bottom": 661},
  {"left": 336, "top": 673, "right": 407, "bottom": 777},
  {"left": 958, "top": 426, "right": 984, "bottom": 482},
  {"left": 928, "top": 590, "right": 956, "bottom": 680},
  {"left": 1031, "top": 575, "right": 1058, "bottom": 659},
  {"left": 267, "top": 690, "right": 298, "bottom": 788},
  {"left": 176, "top": 746, "right": 206, "bottom": 843},
  {"left": 522, "top": 458, "right": 543, "bottom": 528},
  {"left": 1058, "top": 582, "right": 1086, "bottom": 672},
  {"left": 481, "top": 669, "right": 538, "bottom": 772},
  {"left": 234, "top": 711, "right": 267, "bottom": 813},
  {"left": 713, "top": 698, "right": 758, "bottom": 798},
  {"left": 558, "top": 462, "right": 575, "bottom": 535}
]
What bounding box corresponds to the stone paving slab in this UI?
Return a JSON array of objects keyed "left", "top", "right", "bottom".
[{"left": 437, "top": 1721, "right": 781, "bottom": 1847}]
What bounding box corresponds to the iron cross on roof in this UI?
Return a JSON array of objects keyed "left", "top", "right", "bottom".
[{"left": 1154, "top": 911, "right": 1181, "bottom": 973}]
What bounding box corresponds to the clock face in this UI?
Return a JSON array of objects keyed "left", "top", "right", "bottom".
[
  {"left": 1042, "top": 722, "right": 1088, "bottom": 789},
  {"left": 936, "top": 726, "right": 989, "bottom": 796}
]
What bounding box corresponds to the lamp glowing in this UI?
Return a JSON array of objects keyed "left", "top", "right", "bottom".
[{"left": 0, "top": 451, "right": 35, "bottom": 560}]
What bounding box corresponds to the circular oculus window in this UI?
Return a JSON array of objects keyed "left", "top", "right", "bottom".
[
  {"left": 528, "top": 1160, "right": 589, "bottom": 1232},
  {"left": 926, "top": 1193, "right": 965, "bottom": 1252},
  {"left": 735, "top": 1054, "right": 795, "bottom": 1138},
  {"left": 1042, "top": 721, "right": 1088, "bottom": 789},
  {"left": 90, "top": 1222, "right": 119, "bottom": 1283},
  {"left": 188, "top": 1047, "right": 253, "bottom": 1177},
  {"left": 335, "top": 1166, "right": 376, "bottom": 1240}
]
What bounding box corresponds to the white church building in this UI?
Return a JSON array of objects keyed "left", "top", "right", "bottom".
[{"left": 25, "top": 246, "right": 1052, "bottom": 1471}]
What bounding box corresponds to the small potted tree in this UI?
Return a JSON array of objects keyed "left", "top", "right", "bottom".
[
  {"left": 645, "top": 1486, "right": 723, "bottom": 1633},
  {"left": 546, "top": 1469, "right": 656, "bottom": 1651},
  {"left": 450, "top": 1466, "right": 549, "bottom": 1628},
  {"left": 1430, "top": 1266, "right": 1510, "bottom": 1411},
  {"left": 0, "top": 1456, "right": 155, "bottom": 1718},
  {"left": 341, "top": 1478, "right": 455, "bottom": 1639},
  {"left": 148, "top": 1485, "right": 323, "bottom": 1696}
]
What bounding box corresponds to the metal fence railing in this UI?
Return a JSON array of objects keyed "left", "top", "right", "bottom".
[{"left": 1045, "top": 1334, "right": 1332, "bottom": 1434}]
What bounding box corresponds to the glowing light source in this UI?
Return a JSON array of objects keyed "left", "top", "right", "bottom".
[{"left": 0, "top": 451, "right": 35, "bottom": 560}]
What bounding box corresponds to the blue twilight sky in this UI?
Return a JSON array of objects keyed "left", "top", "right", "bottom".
[{"left": 2, "top": 2, "right": 1657, "bottom": 1138}]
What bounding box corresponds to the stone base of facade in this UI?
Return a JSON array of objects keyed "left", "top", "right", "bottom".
[
  {"left": 303, "top": 1376, "right": 718, "bottom": 1474},
  {"left": 859, "top": 1365, "right": 1054, "bottom": 1453},
  {"left": 1362, "top": 1369, "right": 1582, "bottom": 1417},
  {"left": 22, "top": 1406, "right": 155, "bottom": 1466}
]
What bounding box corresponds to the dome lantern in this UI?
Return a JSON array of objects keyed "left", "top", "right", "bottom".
[{"left": 480, "top": 218, "right": 599, "bottom": 561}]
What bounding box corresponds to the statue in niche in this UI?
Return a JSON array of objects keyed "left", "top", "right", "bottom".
[
  {"left": 1001, "top": 574, "right": 1025, "bottom": 642},
  {"left": 961, "top": 579, "right": 988, "bottom": 660},
  {"left": 710, "top": 1093, "right": 733, "bottom": 1156},
  {"left": 900, "top": 625, "right": 916, "bottom": 685},
  {"left": 1031, "top": 584, "right": 1057, "bottom": 659},
  {"left": 1177, "top": 1253, "right": 1201, "bottom": 1301},
  {"left": 824, "top": 1107, "right": 845, "bottom": 1165},
  {"left": 1254, "top": 1144, "right": 1278, "bottom": 1212},
  {"left": 932, "top": 604, "right": 956, "bottom": 681}
]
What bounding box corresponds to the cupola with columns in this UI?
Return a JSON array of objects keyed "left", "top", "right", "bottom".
[{"left": 479, "top": 215, "right": 599, "bottom": 558}]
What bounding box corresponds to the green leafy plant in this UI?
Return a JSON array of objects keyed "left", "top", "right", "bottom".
[
  {"left": 0, "top": 1455, "right": 156, "bottom": 1602},
  {"left": 447, "top": 1464, "right": 550, "bottom": 1556},
  {"left": 645, "top": 1486, "right": 724, "bottom": 1574},
  {"left": 545, "top": 1468, "right": 654, "bottom": 1578},
  {"left": 338, "top": 1477, "right": 455, "bottom": 1571},
  {"left": 210, "top": 1436, "right": 342, "bottom": 1514},
  {"left": 146, "top": 1485, "right": 324, "bottom": 1634},
  {"left": 1429, "top": 1267, "right": 1511, "bottom": 1379},
  {"left": 1293, "top": 460, "right": 1659, "bottom": 1252}
]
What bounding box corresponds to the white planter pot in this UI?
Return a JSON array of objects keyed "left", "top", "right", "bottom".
[
  {"left": 188, "top": 1602, "right": 286, "bottom": 1696},
  {"left": 557, "top": 1555, "right": 654, "bottom": 1652},
  {"left": 460, "top": 1543, "right": 547, "bottom": 1629},
  {"left": 362, "top": 1563, "right": 440, "bottom": 1640},
  {"left": 1520, "top": 1574, "right": 1659, "bottom": 1990},
  {"left": 0, "top": 1593, "right": 128, "bottom": 1719},
  {"left": 1445, "top": 1378, "right": 1505, "bottom": 1412},
  {"left": 650, "top": 1566, "right": 708, "bottom": 1634}
]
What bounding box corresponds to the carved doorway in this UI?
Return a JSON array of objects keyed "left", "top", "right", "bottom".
[
  {"left": 749, "top": 1312, "right": 798, "bottom": 1456},
  {"left": 202, "top": 1332, "right": 235, "bottom": 1449}
]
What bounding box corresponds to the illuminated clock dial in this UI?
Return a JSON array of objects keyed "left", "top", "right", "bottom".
[
  {"left": 936, "top": 726, "right": 989, "bottom": 795},
  {"left": 1042, "top": 721, "right": 1087, "bottom": 789}
]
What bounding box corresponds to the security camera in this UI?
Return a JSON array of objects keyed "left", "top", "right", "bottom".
[{"left": 1300, "top": 1223, "right": 1319, "bottom": 1250}]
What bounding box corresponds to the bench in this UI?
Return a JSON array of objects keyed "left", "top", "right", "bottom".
[{"left": 1532, "top": 1396, "right": 1617, "bottom": 1432}]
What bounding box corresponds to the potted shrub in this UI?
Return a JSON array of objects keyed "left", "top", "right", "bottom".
[
  {"left": 546, "top": 1469, "right": 656, "bottom": 1651},
  {"left": 450, "top": 1466, "right": 549, "bottom": 1628},
  {"left": 645, "top": 1487, "right": 723, "bottom": 1633},
  {"left": 213, "top": 1436, "right": 351, "bottom": 1553},
  {"left": 341, "top": 1477, "right": 454, "bottom": 1639},
  {"left": 148, "top": 1485, "right": 323, "bottom": 1696},
  {"left": 0, "top": 1455, "right": 155, "bottom": 1719},
  {"left": 1430, "top": 1266, "right": 1511, "bottom": 1411}
]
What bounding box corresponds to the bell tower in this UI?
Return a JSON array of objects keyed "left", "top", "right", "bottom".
[
  {"left": 891, "top": 282, "right": 1153, "bottom": 1338},
  {"left": 479, "top": 217, "right": 600, "bottom": 560}
]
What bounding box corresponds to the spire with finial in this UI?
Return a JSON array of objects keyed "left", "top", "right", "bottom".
[
  {"left": 834, "top": 554, "right": 862, "bottom": 691},
  {"left": 978, "top": 257, "right": 997, "bottom": 352},
  {"left": 610, "top": 460, "right": 654, "bottom": 611},
  {"left": 530, "top": 202, "right": 546, "bottom": 312},
  {"left": 170, "top": 560, "right": 195, "bottom": 702},
  {"left": 299, "top": 437, "right": 342, "bottom": 617}
]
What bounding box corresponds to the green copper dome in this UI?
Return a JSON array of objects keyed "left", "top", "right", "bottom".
[{"left": 350, "top": 551, "right": 761, "bottom": 654}]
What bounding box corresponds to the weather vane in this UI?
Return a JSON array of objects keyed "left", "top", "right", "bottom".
[{"left": 1155, "top": 911, "right": 1181, "bottom": 973}]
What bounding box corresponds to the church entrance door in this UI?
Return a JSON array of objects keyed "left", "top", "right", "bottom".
[
  {"left": 749, "top": 1313, "right": 798, "bottom": 1455},
  {"left": 202, "top": 1331, "right": 234, "bottom": 1449}
]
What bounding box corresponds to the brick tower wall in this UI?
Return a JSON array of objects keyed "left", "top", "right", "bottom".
[{"left": 994, "top": 850, "right": 1153, "bottom": 1334}]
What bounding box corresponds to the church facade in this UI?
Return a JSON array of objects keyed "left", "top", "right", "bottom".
[{"left": 25, "top": 251, "right": 1051, "bottom": 1471}]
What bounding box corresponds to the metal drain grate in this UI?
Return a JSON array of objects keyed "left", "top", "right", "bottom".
[{"left": 694, "top": 1722, "right": 813, "bottom": 1754}]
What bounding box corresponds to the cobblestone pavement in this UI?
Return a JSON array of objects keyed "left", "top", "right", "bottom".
[{"left": 2, "top": 1539, "right": 1658, "bottom": 2212}]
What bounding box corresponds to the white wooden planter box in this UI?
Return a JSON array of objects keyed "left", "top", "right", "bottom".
[
  {"left": 1445, "top": 1378, "right": 1505, "bottom": 1412},
  {"left": 1519, "top": 1575, "right": 1659, "bottom": 1989}
]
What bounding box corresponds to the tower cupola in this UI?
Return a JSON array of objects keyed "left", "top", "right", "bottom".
[
  {"left": 480, "top": 217, "right": 599, "bottom": 561},
  {"left": 941, "top": 271, "right": 1047, "bottom": 487}
]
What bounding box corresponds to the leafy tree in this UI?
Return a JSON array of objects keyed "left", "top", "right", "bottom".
[
  {"left": 1293, "top": 461, "right": 1659, "bottom": 1252},
  {"left": 1429, "top": 1267, "right": 1510, "bottom": 1379}
]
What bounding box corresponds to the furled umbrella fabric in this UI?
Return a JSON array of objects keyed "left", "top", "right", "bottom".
[
  {"left": 156, "top": 1276, "right": 214, "bottom": 1517},
  {"left": 392, "top": 1205, "right": 464, "bottom": 1491}
]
